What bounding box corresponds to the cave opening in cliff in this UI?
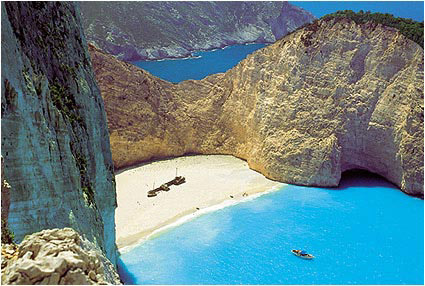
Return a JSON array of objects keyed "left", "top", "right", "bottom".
[{"left": 335, "top": 169, "right": 399, "bottom": 191}]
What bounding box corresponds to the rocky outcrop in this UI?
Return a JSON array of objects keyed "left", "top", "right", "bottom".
[
  {"left": 1, "top": 228, "right": 121, "bottom": 285},
  {"left": 1, "top": 1, "right": 117, "bottom": 265},
  {"left": 1, "top": 156, "right": 11, "bottom": 225},
  {"left": 80, "top": 1, "right": 314, "bottom": 61},
  {"left": 90, "top": 17, "right": 424, "bottom": 196},
  {"left": 1, "top": 156, "right": 13, "bottom": 244}
]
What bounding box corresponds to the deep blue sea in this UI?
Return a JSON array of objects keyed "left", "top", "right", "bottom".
[
  {"left": 132, "top": 44, "right": 266, "bottom": 83},
  {"left": 118, "top": 171, "right": 424, "bottom": 284}
]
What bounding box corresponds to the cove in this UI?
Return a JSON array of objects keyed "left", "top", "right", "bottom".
[
  {"left": 118, "top": 170, "right": 423, "bottom": 284},
  {"left": 132, "top": 43, "right": 266, "bottom": 83}
]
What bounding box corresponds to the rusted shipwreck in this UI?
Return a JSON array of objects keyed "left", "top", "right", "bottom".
[{"left": 147, "top": 176, "right": 186, "bottom": 197}]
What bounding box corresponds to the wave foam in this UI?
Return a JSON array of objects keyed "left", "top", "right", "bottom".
[{"left": 119, "top": 184, "right": 286, "bottom": 254}]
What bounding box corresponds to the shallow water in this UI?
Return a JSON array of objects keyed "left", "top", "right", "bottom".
[
  {"left": 118, "top": 171, "right": 423, "bottom": 284},
  {"left": 132, "top": 44, "right": 266, "bottom": 83}
]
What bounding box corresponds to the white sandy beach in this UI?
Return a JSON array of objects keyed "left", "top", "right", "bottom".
[{"left": 115, "top": 155, "right": 284, "bottom": 250}]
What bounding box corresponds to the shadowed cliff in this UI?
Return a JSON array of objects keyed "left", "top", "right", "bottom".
[
  {"left": 90, "top": 17, "right": 424, "bottom": 197},
  {"left": 1, "top": 1, "right": 118, "bottom": 266}
]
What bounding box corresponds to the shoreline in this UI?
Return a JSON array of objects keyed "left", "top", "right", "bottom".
[
  {"left": 131, "top": 41, "right": 272, "bottom": 63},
  {"left": 114, "top": 155, "right": 284, "bottom": 251},
  {"left": 118, "top": 184, "right": 285, "bottom": 254}
]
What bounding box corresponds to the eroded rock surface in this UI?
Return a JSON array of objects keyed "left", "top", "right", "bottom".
[
  {"left": 1, "top": 2, "right": 117, "bottom": 264},
  {"left": 90, "top": 18, "right": 423, "bottom": 196},
  {"left": 1, "top": 228, "right": 121, "bottom": 285}
]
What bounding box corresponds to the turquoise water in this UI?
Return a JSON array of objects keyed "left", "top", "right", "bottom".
[
  {"left": 118, "top": 171, "right": 424, "bottom": 284},
  {"left": 132, "top": 44, "right": 266, "bottom": 83}
]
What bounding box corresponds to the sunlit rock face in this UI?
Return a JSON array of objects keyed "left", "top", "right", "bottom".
[
  {"left": 1, "top": 2, "right": 117, "bottom": 265},
  {"left": 1, "top": 228, "right": 121, "bottom": 285},
  {"left": 90, "top": 17, "right": 423, "bottom": 197},
  {"left": 80, "top": 1, "right": 315, "bottom": 61}
]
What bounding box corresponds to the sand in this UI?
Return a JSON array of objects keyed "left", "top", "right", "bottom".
[{"left": 115, "top": 155, "right": 284, "bottom": 250}]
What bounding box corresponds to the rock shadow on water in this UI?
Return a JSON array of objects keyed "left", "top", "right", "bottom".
[
  {"left": 117, "top": 256, "right": 137, "bottom": 285},
  {"left": 335, "top": 169, "right": 399, "bottom": 190}
]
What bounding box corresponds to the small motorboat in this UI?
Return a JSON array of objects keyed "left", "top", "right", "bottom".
[{"left": 291, "top": 249, "right": 315, "bottom": 259}]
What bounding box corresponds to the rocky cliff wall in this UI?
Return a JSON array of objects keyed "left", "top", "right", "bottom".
[
  {"left": 90, "top": 18, "right": 424, "bottom": 196},
  {"left": 1, "top": 2, "right": 117, "bottom": 265},
  {"left": 80, "top": 1, "right": 314, "bottom": 61}
]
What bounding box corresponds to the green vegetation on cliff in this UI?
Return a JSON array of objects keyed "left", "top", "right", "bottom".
[
  {"left": 79, "top": 1, "right": 315, "bottom": 61},
  {"left": 1, "top": 219, "right": 14, "bottom": 244},
  {"left": 2, "top": 2, "right": 117, "bottom": 265},
  {"left": 321, "top": 10, "right": 424, "bottom": 47},
  {"left": 50, "top": 83, "right": 83, "bottom": 126},
  {"left": 89, "top": 10, "right": 424, "bottom": 196}
]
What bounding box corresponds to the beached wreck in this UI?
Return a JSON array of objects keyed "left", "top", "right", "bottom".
[{"left": 148, "top": 176, "right": 186, "bottom": 197}]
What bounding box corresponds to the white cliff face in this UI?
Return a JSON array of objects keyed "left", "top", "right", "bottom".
[
  {"left": 1, "top": 228, "right": 121, "bottom": 285},
  {"left": 90, "top": 18, "right": 423, "bottom": 197},
  {"left": 217, "top": 18, "right": 424, "bottom": 196},
  {"left": 1, "top": 2, "right": 117, "bottom": 266}
]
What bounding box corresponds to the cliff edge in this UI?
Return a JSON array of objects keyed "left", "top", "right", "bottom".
[
  {"left": 1, "top": 2, "right": 118, "bottom": 265},
  {"left": 90, "top": 17, "right": 424, "bottom": 196}
]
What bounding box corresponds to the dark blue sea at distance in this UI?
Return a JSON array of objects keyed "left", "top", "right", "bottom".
[
  {"left": 291, "top": 1, "right": 424, "bottom": 22},
  {"left": 132, "top": 2, "right": 423, "bottom": 83},
  {"left": 132, "top": 43, "right": 266, "bottom": 83},
  {"left": 119, "top": 171, "right": 424, "bottom": 284}
]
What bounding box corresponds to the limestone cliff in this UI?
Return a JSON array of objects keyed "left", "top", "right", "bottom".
[
  {"left": 1, "top": 1, "right": 117, "bottom": 266},
  {"left": 80, "top": 1, "right": 314, "bottom": 61},
  {"left": 90, "top": 17, "right": 424, "bottom": 197}
]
